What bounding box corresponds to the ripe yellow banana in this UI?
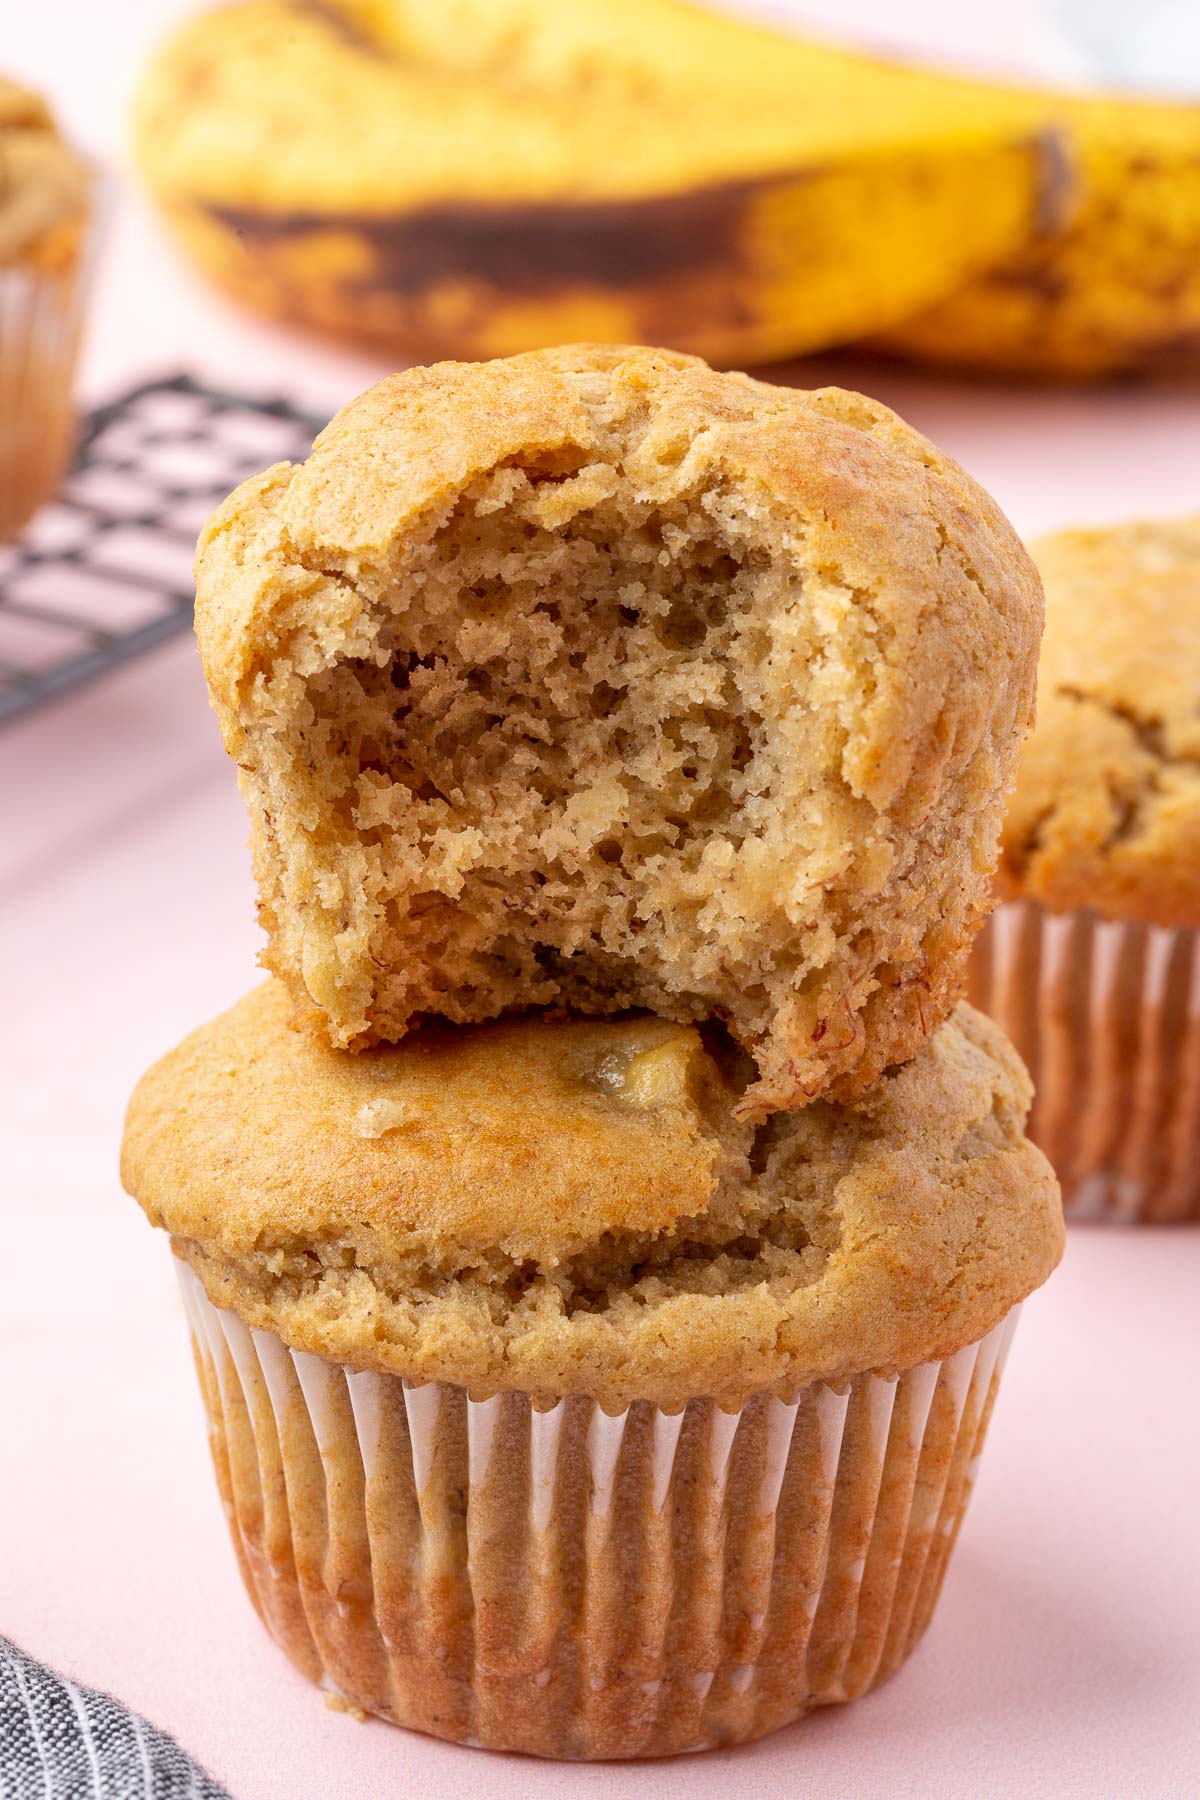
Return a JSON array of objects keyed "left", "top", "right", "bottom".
[
  {"left": 132, "top": 0, "right": 1064, "bottom": 366},
  {"left": 877, "top": 89, "right": 1200, "bottom": 380}
]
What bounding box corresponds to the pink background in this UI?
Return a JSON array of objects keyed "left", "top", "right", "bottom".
[{"left": 4, "top": 4, "right": 1199, "bottom": 1796}]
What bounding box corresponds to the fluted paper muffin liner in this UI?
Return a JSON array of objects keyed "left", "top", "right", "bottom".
[
  {"left": 969, "top": 900, "right": 1200, "bottom": 1223},
  {"left": 0, "top": 230, "right": 92, "bottom": 541},
  {"left": 178, "top": 1262, "right": 1020, "bottom": 1758}
]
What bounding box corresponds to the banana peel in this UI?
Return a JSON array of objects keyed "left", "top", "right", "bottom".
[
  {"left": 132, "top": 0, "right": 1066, "bottom": 366},
  {"left": 876, "top": 89, "right": 1200, "bottom": 380}
]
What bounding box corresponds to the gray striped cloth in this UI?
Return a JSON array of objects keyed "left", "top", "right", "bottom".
[{"left": 0, "top": 1639, "right": 231, "bottom": 1800}]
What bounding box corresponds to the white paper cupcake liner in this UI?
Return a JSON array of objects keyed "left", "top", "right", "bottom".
[
  {"left": 969, "top": 900, "right": 1200, "bottom": 1222},
  {"left": 177, "top": 1263, "right": 1019, "bottom": 1758}
]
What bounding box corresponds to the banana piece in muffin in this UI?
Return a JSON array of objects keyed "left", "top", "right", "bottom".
[{"left": 194, "top": 344, "right": 1044, "bottom": 1119}]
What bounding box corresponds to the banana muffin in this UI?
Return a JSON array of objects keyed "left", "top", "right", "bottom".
[
  {"left": 969, "top": 517, "right": 1200, "bottom": 1220},
  {"left": 121, "top": 982, "right": 1062, "bottom": 1756},
  {"left": 0, "top": 75, "right": 92, "bottom": 539},
  {"left": 194, "top": 344, "right": 1044, "bottom": 1119}
]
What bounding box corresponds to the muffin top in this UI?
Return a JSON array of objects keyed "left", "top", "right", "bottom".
[
  {"left": 194, "top": 343, "right": 1043, "bottom": 1120},
  {"left": 999, "top": 517, "right": 1200, "bottom": 928},
  {"left": 0, "top": 77, "right": 90, "bottom": 266},
  {"left": 121, "top": 983, "right": 1062, "bottom": 1409}
]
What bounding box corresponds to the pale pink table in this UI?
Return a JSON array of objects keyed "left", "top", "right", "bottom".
[{"left": 4, "top": 4, "right": 1200, "bottom": 1796}]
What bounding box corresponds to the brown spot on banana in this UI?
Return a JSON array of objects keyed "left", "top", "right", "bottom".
[
  {"left": 160, "top": 132, "right": 1063, "bottom": 367},
  {"left": 204, "top": 177, "right": 794, "bottom": 297},
  {"left": 878, "top": 109, "right": 1200, "bottom": 380}
]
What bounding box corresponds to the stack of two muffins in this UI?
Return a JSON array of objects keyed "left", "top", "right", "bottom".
[{"left": 121, "top": 346, "right": 1063, "bottom": 1759}]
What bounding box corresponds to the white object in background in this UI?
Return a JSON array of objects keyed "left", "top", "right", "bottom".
[
  {"left": 1050, "top": 0, "right": 1200, "bottom": 95},
  {"left": 721, "top": 0, "right": 1092, "bottom": 85}
]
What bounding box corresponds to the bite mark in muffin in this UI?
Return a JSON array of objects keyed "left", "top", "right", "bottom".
[{"left": 195, "top": 345, "right": 1044, "bottom": 1117}]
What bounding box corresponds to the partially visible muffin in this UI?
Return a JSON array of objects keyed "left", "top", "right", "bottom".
[
  {"left": 970, "top": 518, "right": 1200, "bottom": 1220},
  {"left": 997, "top": 518, "right": 1200, "bottom": 925},
  {"left": 0, "top": 79, "right": 88, "bottom": 263},
  {"left": 0, "top": 77, "right": 92, "bottom": 539},
  {"left": 194, "top": 344, "right": 1044, "bottom": 1119},
  {"left": 122, "top": 984, "right": 1061, "bottom": 1754}
]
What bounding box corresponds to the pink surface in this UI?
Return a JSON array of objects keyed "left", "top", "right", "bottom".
[
  {"left": 6, "top": 646, "right": 1200, "bottom": 1800},
  {"left": 4, "top": 4, "right": 1200, "bottom": 1796}
]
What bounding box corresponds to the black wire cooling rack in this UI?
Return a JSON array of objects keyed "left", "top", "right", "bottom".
[{"left": 0, "top": 373, "right": 326, "bottom": 728}]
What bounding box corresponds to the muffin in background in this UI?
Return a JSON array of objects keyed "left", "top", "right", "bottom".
[
  {"left": 0, "top": 77, "right": 92, "bottom": 541},
  {"left": 969, "top": 517, "right": 1200, "bottom": 1222},
  {"left": 121, "top": 983, "right": 1062, "bottom": 1758}
]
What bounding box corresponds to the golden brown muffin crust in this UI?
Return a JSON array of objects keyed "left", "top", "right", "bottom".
[
  {"left": 195, "top": 344, "right": 1044, "bottom": 1119},
  {"left": 0, "top": 76, "right": 90, "bottom": 265},
  {"left": 122, "top": 983, "right": 1062, "bottom": 1409},
  {"left": 999, "top": 517, "right": 1200, "bottom": 928}
]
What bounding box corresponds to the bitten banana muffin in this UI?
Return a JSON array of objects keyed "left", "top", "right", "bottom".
[
  {"left": 194, "top": 344, "right": 1044, "bottom": 1119},
  {"left": 970, "top": 517, "right": 1200, "bottom": 1220},
  {"left": 121, "top": 985, "right": 1061, "bottom": 1756}
]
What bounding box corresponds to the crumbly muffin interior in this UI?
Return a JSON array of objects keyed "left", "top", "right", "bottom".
[
  {"left": 199, "top": 350, "right": 1042, "bottom": 1116},
  {"left": 252, "top": 453, "right": 973, "bottom": 1115},
  {"left": 288, "top": 460, "right": 855, "bottom": 1044}
]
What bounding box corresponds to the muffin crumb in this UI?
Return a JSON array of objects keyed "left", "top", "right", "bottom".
[{"left": 353, "top": 1097, "right": 413, "bottom": 1139}]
